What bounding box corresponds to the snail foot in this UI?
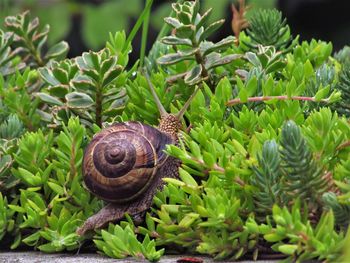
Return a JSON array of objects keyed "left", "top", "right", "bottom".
[{"left": 76, "top": 199, "right": 151, "bottom": 236}]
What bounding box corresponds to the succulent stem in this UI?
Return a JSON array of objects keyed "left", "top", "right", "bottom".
[{"left": 95, "top": 83, "right": 102, "bottom": 127}]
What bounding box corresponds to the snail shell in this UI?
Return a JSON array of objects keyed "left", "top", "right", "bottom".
[{"left": 82, "top": 121, "right": 174, "bottom": 203}]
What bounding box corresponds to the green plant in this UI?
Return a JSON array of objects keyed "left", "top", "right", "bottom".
[
  {"left": 245, "top": 201, "right": 346, "bottom": 262},
  {"left": 157, "top": 0, "right": 240, "bottom": 87},
  {"left": 242, "top": 8, "right": 298, "bottom": 52},
  {"left": 94, "top": 221, "right": 164, "bottom": 261},
  {"left": 5, "top": 11, "right": 68, "bottom": 67},
  {"left": 0, "top": 1, "right": 350, "bottom": 262}
]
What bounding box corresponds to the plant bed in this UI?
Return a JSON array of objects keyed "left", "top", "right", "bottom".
[{"left": 0, "top": 1, "right": 350, "bottom": 262}]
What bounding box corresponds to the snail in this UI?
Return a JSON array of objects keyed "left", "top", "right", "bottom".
[{"left": 76, "top": 71, "right": 198, "bottom": 235}]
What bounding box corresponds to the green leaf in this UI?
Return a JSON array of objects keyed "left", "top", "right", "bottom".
[
  {"left": 202, "top": 36, "right": 235, "bottom": 56},
  {"left": 206, "top": 54, "right": 241, "bottom": 69},
  {"left": 184, "top": 65, "right": 202, "bottom": 85},
  {"left": 195, "top": 8, "right": 212, "bottom": 29},
  {"left": 65, "top": 92, "right": 94, "bottom": 108},
  {"left": 45, "top": 41, "right": 69, "bottom": 61},
  {"left": 278, "top": 244, "right": 298, "bottom": 255},
  {"left": 238, "top": 88, "right": 248, "bottom": 103},
  {"left": 286, "top": 77, "right": 297, "bottom": 97},
  {"left": 36, "top": 92, "right": 64, "bottom": 106},
  {"left": 179, "top": 168, "right": 198, "bottom": 187},
  {"left": 164, "top": 17, "right": 182, "bottom": 28},
  {"left": 161, "top": 36, "right": 192, "bottom": 46},
  {"left": 246, "top": 77, "right": 258, "bottom": 96},
  {"left": 245, "top": 52, "right": 261, "bottom": 67},
  {"left": 157, "top": 49, "right": 197, "bottom": 65},
  {"left": 39, "top": 67, "right": 60, "bottom": 86},
  {"left": 199, "top": 19, "right": 225, "bottom": 42},
  {"left": 47, "top": 182, "right": 64, "bottom": 195},
  {"left": 314, "top": 85, "right": 330, "bottom": 101},
  {"left": 203, "top": 151, "right": 215, "bottom": 168},
  {"left": 175, "top": 24, "right": 195, "bottom": 39}
]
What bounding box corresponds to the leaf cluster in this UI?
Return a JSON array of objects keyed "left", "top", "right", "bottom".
[
  {"left": 94, "top": 222, "right": 164, "bottom": 261},
  {"left": 241, "top": 8, "right": 298, "bottom": 53},
  {"left": 245, "top": 201, "right": 346, "bottom": 262},
  {"left": 157, "top": 0, "right": 240, "bottom": 86},
  {"left": 0, "top": 2, "right": 350, "bottom": 262},
  {"left": 4, "top": 11, "right": 68, "bottom": 67}
]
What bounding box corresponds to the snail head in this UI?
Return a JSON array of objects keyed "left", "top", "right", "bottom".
[{"left": 142, "top": 68, "right": 199, "bottom": 136}]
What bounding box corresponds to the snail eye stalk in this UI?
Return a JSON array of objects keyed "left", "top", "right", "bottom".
[
  {"left": 142, "top": 68, "right": 168, "bottom": 117},
  {"left": 142, "top": 68, "right": 200, "bottom": 120}
]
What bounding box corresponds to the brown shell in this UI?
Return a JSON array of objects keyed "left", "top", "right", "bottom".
[{"left": 82, "top": 121, "right": 174, "bottom": 203}]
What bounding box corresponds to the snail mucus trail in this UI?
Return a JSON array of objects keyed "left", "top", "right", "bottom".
[{"left": 76, "top": 71, "right": 199, "bottom": 235}]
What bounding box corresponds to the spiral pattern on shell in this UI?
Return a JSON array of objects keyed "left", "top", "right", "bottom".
[{"left": 82, "top": 121, "right": 174, "bottom": 203}]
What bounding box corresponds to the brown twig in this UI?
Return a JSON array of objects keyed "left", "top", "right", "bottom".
[
  {"left": 336, "top": 140, "right": 350, "bottom": 151},
  {"left": 226, "top": 95, "right": 329, "bottom": 106}
]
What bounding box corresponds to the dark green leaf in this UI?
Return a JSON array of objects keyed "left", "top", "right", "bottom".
[
  {"left": 45, "top": 41, "right": 69, "bottom": 61},
  {"left": 65, "top": 92, "right": 94, "bottom": 108},
  {"left": 206, "top": 54, "right": 241, "bottom": 69},
  {"left": 39, "top": 68, "right": 60, "bottom": 86},
  {"left": 161, "top": 36, "right": 192, "bottom": 46},
  {"left": 36, "top": 92, "right": 64, "bottom": 106},
  {"left": 164, "top": 17, "right": 182, "bottom": 29},
  {"left": 184, "top": 65, "right": 202, "bottom": 85},
  {"left": 157, "top": 49, "right": 197, "bottom": 65},
  {"left": 176, "top": 24, "right": 195, "bottom": 39},
  {"left": 199, "top": 19, "right": 224, "bottom": 42}
]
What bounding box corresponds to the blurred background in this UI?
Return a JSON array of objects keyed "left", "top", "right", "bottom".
[{"left": 1, "top": 0, "right": 350, "bottom": 63}]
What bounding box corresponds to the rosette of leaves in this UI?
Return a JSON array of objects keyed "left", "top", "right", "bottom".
[
  {"left": 37, "top": 48, "right": 125, "bottom": 128},
  {"left": 157, "top": 0, "right": 240, "bottom": 86},
  {"left": 4, "top": 11, "right": 68, "bottom": 67},
  {"left": 242, "top": 8, "right": 298, "bottom": 53},
  {"left": 238, "top": 45, "right": 286, "bottom": 81}
]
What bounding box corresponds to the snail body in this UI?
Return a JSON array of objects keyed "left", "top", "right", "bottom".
[
  {"left": 77, "top": 114, "right": 182, "bottom": 235},
  {"left": 77, "top": 71, "right": 197, "bottom": 236}
]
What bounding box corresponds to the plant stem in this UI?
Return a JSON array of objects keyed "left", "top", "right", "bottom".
[
  {"left": 193, "top": 43, "right": 213, "bottom": 90},
  {"left": 124, "top": 0, "right": 153, "bottom": 53},
  {"left": 23, "top": 33, "right": 44, "bottom": 66},
  {"left": 95, "top": 84, "right": 102, "bottom": 127},
  {"left": 336, "top": 140, "right": 350, "bottom": 151},
  {"left": 194, "top": 51, "right": 210, "bottom": 81},
  {"left": 226, "top": 95, "right": 329, "bottom": 106},
  {"left": 140, "top": 0, "right": 152, "bottom": 67}
]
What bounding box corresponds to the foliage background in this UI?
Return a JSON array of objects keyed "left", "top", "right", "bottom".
[
  {"left": 0, "top": 0, "right": 350, "bottom": 262},
  {"left": 1, "top": 0, "right": 350, "bottom": 59}
]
